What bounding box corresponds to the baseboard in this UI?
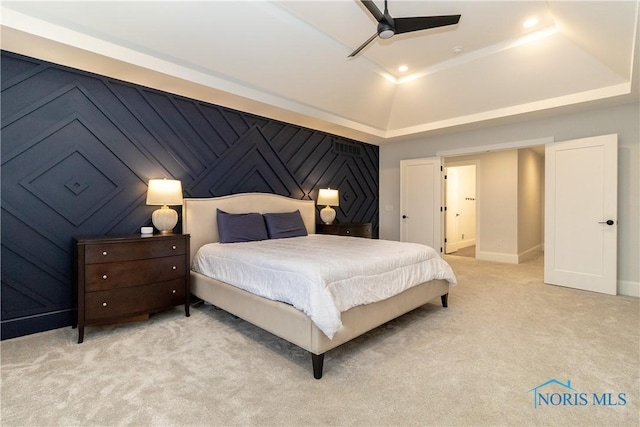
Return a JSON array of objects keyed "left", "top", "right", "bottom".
[
  {"left": 476, "top": 250, "right": 519, "bottom": 264},
  {"left": 1, "top": 309, "right": 74, "bottom": 340},
  {"left": 618, "top": 280, "right": 640, "bottom": 297},
  {"left": 518, "top": 244, "right": 543, "bottom": 263},
  {"left": 476, "top": 245, "right": 542, "bottom": 264}
]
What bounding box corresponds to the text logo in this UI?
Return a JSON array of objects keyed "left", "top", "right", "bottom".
[{"left": 528, "top": 379, "right": 627, "bottom": 408}]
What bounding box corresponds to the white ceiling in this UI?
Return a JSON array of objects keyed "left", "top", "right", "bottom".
[{"left": 1, "top": 1, "right": 638, "bottom": 145}]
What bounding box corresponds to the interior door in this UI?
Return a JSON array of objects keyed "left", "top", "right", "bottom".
[
  {"left": 400, "top": 157, "right": 442, "bottom": 251},
  {"left": 544, "top": 134, "right": 618, "bottom": 295}
]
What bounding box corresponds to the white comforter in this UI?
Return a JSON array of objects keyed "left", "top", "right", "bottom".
[{"left": 192, "top": 234, "right": 457, "bottom": 339}]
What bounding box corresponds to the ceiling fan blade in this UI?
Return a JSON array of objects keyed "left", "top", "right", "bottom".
[
  {"left": 360, "top": 0, "right": 384, "bottom": 22},
  {"left": 348, "top": 32, "right": 378, "bottom": 58},
  {"left": 394, "top": 15, "right": 461, "bottom": 35}
]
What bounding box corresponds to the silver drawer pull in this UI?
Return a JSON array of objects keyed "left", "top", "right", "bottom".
[
  {"left": 102, "top": 302, "right": 107, "bottom": 307},
  {"left": 346, "top": 230, "right": 351, "bottom": 234},
  {"left": 172, "top": 289, "right": 176, "bottom": 294},
  {"left": 172, "top": 245, "right": 177, "bottom": 250},
  {"left": 172, "top": 266, "right": 177, "bottom": 270},
  {"left": 102, "top": 251, "right": 108, "bottom": 256},
  {"left": 102, "top": 274, "right": 108, "bottom": 280}
]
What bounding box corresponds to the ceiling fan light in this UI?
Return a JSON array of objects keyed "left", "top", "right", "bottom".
[
  {"left": 379, "top": 28, "right": 394, "bottom": 39},
  {"left": 378, "top": 23, "right": 394, "bottom": 39}
]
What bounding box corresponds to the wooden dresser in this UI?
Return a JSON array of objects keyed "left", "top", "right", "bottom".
[
  {"left": 316, "top": 222, "right": 372, "bottom": 238},
  {"left": 73, "top": 233, "right": 190, "bottom": 343}
]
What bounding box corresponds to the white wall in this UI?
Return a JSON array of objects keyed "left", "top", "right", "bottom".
[
  {"left": 379, "top": 101, "right": 639, "bottom": 296},
  {"left": 469, "top": 150, "right": 520, "bottom": 260},
  {"left": 457, "top": 165, "right": 476, "bottom": 246},
  {"left": 445, "top": 164, "right": 476, "bottom": 251}
]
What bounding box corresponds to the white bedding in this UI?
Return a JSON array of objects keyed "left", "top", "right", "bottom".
[{"left": 192, "top": 234, "right": 457, "bottom": 339}]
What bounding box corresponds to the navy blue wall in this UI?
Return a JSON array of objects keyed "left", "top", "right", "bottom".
[{"left": 1, "top": 51, "right": 379, "bottom": 339}]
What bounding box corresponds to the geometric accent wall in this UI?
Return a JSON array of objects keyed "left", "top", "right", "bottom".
[{"left": 0, "top": 51, "right": 379, "bottom": 339}]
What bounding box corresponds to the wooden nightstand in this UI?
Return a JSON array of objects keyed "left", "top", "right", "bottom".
[
  {"left": 73, "top": 233, "right": 190, "bottom": 343},
  {"left": 316, "top": 223, "right": 372, "bottom": 238}
]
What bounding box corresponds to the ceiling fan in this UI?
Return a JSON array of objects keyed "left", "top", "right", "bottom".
[{"left": 348, "top": 0, "right": 461, "bottom": 57}]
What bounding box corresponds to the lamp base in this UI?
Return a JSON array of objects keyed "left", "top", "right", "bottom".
[
  {"left": 152, "top": 205, "right": 178, "bottom": 234},
  {"left": 320, "top": 206, "right": 336, "bottom": 225}
]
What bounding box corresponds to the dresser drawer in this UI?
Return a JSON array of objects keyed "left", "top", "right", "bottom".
[
  {"left": 85, "top": 279, "right": 186, "bottom": 322},
  {"left": 339, "top": 224, "right": 371, "bottom": 238},
  {"left": 85, "top": 238, "right": 185, "bottom": 264},
  {"left": 85, "top": 255, "right": 185, "bottom": 292},
  {"left": 317, "top": 223, "right": 372, "bottom": 238}
]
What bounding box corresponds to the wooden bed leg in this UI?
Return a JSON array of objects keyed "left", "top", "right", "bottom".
[
  {"left": 311, "top": 353, "right": 325, "bottom": 379},
  {"left": 441, "top": 293, "right": 449, "bottom": 308}
]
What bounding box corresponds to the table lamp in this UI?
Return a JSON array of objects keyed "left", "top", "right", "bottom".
[
  {"left": 146, "top": 179, "right": 183, "bottom": 234},
  {"left": 317, "top": 188, "right": 339, "bottom": 225}
]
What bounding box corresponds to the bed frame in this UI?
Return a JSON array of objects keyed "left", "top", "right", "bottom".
[{"left": 182, "top": 193, "right": 450, "bottom": 379}]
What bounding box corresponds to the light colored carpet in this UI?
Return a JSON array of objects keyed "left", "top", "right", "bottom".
[
  {"left": 2, "top": 254, "right": 638, "bottom": 426},
  {"left": 450, "top": 245, "right": 475, "bottom": 258}
]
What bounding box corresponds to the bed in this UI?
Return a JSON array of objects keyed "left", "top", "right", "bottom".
[{"left": 183, "top": 193, "right": 456, "bottom": 379}]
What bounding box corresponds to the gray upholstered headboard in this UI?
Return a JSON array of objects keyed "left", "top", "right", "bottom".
[{"left": 182, "top": 193, "right": 317, "bottom": 263}]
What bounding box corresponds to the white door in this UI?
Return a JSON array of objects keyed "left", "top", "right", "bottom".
[
  {"left": 400, "top": 157, "right": 443, "bottom": 252},
  {"left": 544, "top": 134, "right": 618, "bottom": 295}
]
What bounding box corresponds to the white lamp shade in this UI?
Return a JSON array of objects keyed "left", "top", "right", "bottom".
[
  {"left": 317, "top": 188, "right": 339, "bottom": 207},
  {"left": 146, "top": 179, "right": 183, "bottom": 206}
]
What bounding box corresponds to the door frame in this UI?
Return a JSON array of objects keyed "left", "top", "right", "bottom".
[
  {"left": 436, "top": 137, "right": 554, "bottom": 158},
  {"left": 400, "top": 136, "right": 553, "bottom": 261},
  {"left": 437, "top": 137, "right": 553, "bottom": 259}
]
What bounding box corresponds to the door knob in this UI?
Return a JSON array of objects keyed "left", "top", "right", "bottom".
[
  {"left": 402, "top": 215, "right": 408, "bottom": 219},
  {"left": 598, "top": 219, "right": 615, "bottom": 225}
]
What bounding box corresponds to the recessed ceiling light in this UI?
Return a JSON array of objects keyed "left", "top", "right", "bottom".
[
  {"left": 524, "top": 17, "right": 538, "bottom": 28},
  {"left": 398, "top": 65, "right": 408, "bottom": 72}
]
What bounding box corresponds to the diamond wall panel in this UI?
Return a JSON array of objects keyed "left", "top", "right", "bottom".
[{"left": 0, "top": 51, "right": 379, "bottom": 339}]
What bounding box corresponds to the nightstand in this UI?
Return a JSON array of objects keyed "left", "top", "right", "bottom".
[
  {"left": 73, "top": 233, "right": 190, "bottom": 343},
  {"left": 316, "top": 223, "right": 372, "bottom": 238}
]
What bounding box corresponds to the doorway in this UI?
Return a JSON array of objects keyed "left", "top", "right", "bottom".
[
  {"left": 445, "top": 165, "right": 477, "bottom": 256},
  {"left": 442, "top": 147, "right": 544, "bottom": 264},
  {"left": 399, "top": 134, "right": 617, "bottom": 295}
]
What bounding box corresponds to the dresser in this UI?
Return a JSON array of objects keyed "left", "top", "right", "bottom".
[
  {"left": 316, "top": 222, "right": 372, "bottom": 238},
  {"left": 73, "top": 233, "right": 190, "bottom": 343}
]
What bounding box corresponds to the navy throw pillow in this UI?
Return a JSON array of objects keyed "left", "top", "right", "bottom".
[
  {"left": 263, "top": 210, "right": 308, "bottom": 239},
  {"left": 217, "top": 209, "right": 268, "bottom": 243}
]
